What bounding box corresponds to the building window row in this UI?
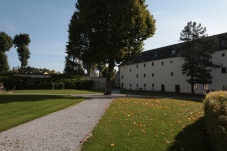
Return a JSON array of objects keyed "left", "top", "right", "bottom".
[
  {"left": 124, "top": 72, "right": 176, "bottom": 80},
  {"left": 132, "top": 60, "right": 176, "bottom": 70},
  {"left": 130, "top": 84, "right": 149, "bottom": 88},
  {"left": 129, "top": 60, "right": 176, "bottom": 72}
]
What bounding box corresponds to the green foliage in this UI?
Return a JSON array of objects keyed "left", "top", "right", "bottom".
[
  {"left": 67, "top": 0, "right": 156, "bottom": 94},
  {"left": 64, "top": 56, "right": 85, "bottom": 75},
  {"left": 178, "top": 21, "right": 219, "bottom": 94},
  {"left": 204, "top": 91, "right": 227, "bottom": 151},
  {"left": 0, "top": 53, "right": 10, "bottom": 73},
  {"left": 0, "top": 32, "right": 13, "bottom": 52},
  {"left": 0, "top": 75, "right": 95, "bottom": 90},
  {"left": 13, "top": 33, "right": 31, "bottom": 73},
  {"left": 23, "top": 66, "right": 57, "bottom": 74},
  {"left": 0, "top": 32, "right": 13, "bottom": 73}
]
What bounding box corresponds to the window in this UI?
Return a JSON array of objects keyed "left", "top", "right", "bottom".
[
  {"left": 171, "top": 72, "right": 174, "bottom": 76},
  {"left": 122, "top": 75, "right": 123, "bottom": 79},
  {"left": 130, "top": 84, "right": 132, "bottom": 88},
  {"left": 152, "top": 73, "right": 154, "bottom": 77},
  {"left": 137, "top": 84, "right": 138, "bottom": 88},
  {"left": 136, "top": 74, "right": 138, "bottom": 78},
  {"left": 154, "top": 52, "right": 158, "bottom": 58},
  {"left": 221, "top": 40, "right": 227, "bottom": 46},
  {"left": 130, "top": 69, "right": 132, "bottom": 72},
  {"left": 194, "top": 84, "right": 198, "bottom": 90},
  {"left": 152, "top": 62, "right": 154, "bottom": 66},
  {"left": 203, "top": 84, "right": 209, "bottom": 91},
  {"left": 152, "top": 84, "right": 154, "bottom": 88},
  {"left": 144, "top": 84, "right": 146, "bottom": 88},
  {"left": 170, "top": 60, "right": 173, "bottom": 63},
  {"left": 222, "top": 67, "right": 226, "bottom": 74},
  {"left": 222, "top": 53, "right": 225, "bottom": 57},
  {"left": 136, "top": 65, "right": 138, "bottom": 68},
  {"left": 144, "top": 74, "right": 146, "bottom": 77},
  {"left": 161, "top": 61, "right": 164, "bottom": 66},
  {"left": 144, "top": 63, "right": 146, "bottom": 67},
  {"left": 172, "top": 50, "right": 176, "bottom": 55}
]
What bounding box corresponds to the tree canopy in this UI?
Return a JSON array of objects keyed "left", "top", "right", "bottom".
[
  {"left": 179, "top": 21, "right": 219, "bottom": 94},
  {"left": 13, "top": 33, "right": 31, "bottom": 74},
  {"left": 0, "top": 32, "right": 13, "bottom": 73},
  {"left": 66, "top": 0, "right": 156, "bottom": 94}
]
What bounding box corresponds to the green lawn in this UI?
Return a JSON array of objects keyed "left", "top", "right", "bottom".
[
  {"left": 10, "top": 89, "right": 102, "bottom": 95},
  {"left": 0, "top": 94, "right": 84, "bottom": 132},
  {"left": 81, "top": 98, "right": 211, "bottom": 151}
]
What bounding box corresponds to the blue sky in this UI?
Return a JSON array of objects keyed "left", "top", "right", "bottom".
[{"left": 1, "top": 0, "right": 227, "bottom": 72}]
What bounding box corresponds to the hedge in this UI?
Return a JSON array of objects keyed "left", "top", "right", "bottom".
[
  {"left": 0, "top": 75, "right": 95, "bottom": 90},
  {"left": 204, "top": 91, "right": 227, "bottom": 151}
]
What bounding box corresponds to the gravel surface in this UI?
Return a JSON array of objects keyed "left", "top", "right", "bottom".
[{"left": 0, "top": 98, "right": 113, "bottom": 151}]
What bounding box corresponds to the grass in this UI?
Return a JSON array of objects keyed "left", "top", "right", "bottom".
[
  {"left": 121, "top": 89, "right": 205, "bottom": 100},
  {"left": 81, "top": 98, "right": 211, "bottom": 151},
  {"left": 0, "top": 94, "right": 84, "bottom": 132},
  {"left": 9, "top": 89, "right": 103, "bottom": 95}
]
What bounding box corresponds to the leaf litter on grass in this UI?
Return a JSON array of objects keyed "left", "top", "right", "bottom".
[{"left": 82, "top": 97, "right": 208, "bottom": 151}]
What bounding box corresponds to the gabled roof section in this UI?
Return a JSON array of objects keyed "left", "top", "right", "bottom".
[
  {"left": 217, "top": 32, "right": 227, "bottom": 50},
  {"left": 133, "top": 32, "right": 227, "bottom": 64},
  {"left": 134, "top": 44, "right": 179, "bottom": 63}
]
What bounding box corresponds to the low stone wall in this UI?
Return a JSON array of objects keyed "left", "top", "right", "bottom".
[{"left": 83, "top": 76, "right": 106, "bottom": 89}]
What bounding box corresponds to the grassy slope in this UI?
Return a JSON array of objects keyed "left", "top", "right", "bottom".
[
  {"left": 82, "top": 98, "right": 211, "bottom": 151},
  {"left": 0, "top": 94, "right": 83, "bottom": 132}
]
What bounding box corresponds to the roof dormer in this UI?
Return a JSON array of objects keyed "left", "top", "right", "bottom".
[{"left": 221, "top": 39, "right": 227, "bottom": 46}]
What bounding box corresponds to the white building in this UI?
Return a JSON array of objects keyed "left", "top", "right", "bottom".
[{"left": 119, "top": 33, "right": 227, "bottom": 94}]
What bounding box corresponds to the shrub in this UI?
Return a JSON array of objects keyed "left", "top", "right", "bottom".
[
  {"left": 204, "top": 91, "right": 227, "bottom": 151},
  {"left": 0, "top": 75, "right": 95, "bottom": 90}
]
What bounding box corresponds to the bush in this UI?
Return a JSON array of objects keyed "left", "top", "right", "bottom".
[
  {"left": 0, "top": 75, "right": 95, "bottom": 90},
  {"left": 204, "top": 91, "right": 227, "bottom": 151}
]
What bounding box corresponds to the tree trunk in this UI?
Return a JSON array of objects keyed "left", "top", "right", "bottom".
[
  {"left": 190, "top": 73, "right": 195, "bottom": 94},
  {"left": 104, "top": 61, "right": 114, "bottom": 95},
  {"left": 21, "top": 63, "right": 23, "bottom": 74}
]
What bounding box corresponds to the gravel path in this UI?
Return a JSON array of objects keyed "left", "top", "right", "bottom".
[{"left": 0, "top": 98, "right": 113, "bottom": 151}]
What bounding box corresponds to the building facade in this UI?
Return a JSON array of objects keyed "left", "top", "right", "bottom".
[{"left": 119, "top": 33, "right": 227, "bottom": 94}]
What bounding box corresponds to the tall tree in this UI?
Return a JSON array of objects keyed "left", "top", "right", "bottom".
[
  {"left": 179, "top": 21, "right": 219, "bottom": 94},
  {"left": 65, "top": 11, "right": 96, "bottom": 76},
  {"left": 69, "top": 0, "right": 156, "bottom": 94},
  {"left": 0, "top": 32, "right": 13, "bottom": 73},
  {"left": 13, "top": 33, "right": 31, "bottom": 74},
  {"left": 64, "top": 54, "right": 84, "bottom": 75}
]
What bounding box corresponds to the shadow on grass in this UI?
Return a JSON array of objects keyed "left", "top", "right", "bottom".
[
  {"left": 121, "top": 89, "right": 205, "bottom": 102},
  {"left": 0, "top": 94, "right": 79, "bottom": 104},
  {"left": 168, "top": 117, "right": 213, "bottom": 151}
]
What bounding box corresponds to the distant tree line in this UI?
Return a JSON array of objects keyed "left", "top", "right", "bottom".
[{"left": 8, "top": 66, "right": 59, "bottom": 75}]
